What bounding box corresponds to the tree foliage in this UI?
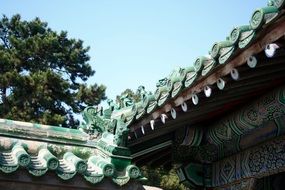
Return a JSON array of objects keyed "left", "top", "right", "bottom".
[
  {"left": 0, "top": 14, "right": 106, "bottom": 127},
  {"left": 141, "top": 166, "right": 186, "bottom": 190}
]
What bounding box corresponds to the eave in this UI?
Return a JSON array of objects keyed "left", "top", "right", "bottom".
[{"left": 125, "top": 3, "right": 285, "bottom": 161}]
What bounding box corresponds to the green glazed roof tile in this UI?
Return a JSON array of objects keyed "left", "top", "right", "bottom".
[
  {"left": 0, "top": 118, "right": 142, "bottom": 186},
  {"left": 268, "top": 0, "right": 285, "bottom": 9},
  {"left": 135, "top": 102, "right": 147, "bottom": 120},
  {"left": 142, "top": 93, "right": 156, "bottom": 108},
  {"left": 194, "top": 56, "right": 206, "bottom": 73},
  {"left": 126, "top": 165, "right": 141, "bottom": 179},
  {"left": 84, "top": 174, "right": 105, "bottom": 184},
  {"left": 112, "top": 176, "right": 131, "bottom": 186},
  {"left": 146, "top": 100, "right": 158, "bottom": 114},
  {"left": 102, "top": 0, "right": 285, "bottom": 134},
  {"left": 194, "top": 56, "right": 216, "bottom": 76},
  {"left": 218, "top": 45, "right": 235, "bottom": 64},
  {"left": 238, "top": 28, "right": 256, "bottom": 49},
  {"left": 250, "top": 6, "right": 279, "bottom": 30},
  {"left": 168, "top": 68, "right": 187, "bottom": 98},
  {"left": 0, "top": 142, "right": 141, "bottom": 185},
  {"left": 1, "top": 0, "right": 285, "bottom": 187},
  {"left": 0, "top": 119, "right": 89, "bottom": 143},
  {"left": 229, "top": 25, "right": 252, "bottom": 45},
  {"left": 210, "top": 40, "right": 233, "bottom": 60},
  {"left": 0, "top": 152, "right": 19, "bottom": 173},
  {"left": 38, "top": 148, "right": 59, "bottom": 170},
  {"left": 12, "top": 144, "right": 31, "bottom": 167},
  {"left": 184, "top": 70, "right": 198, "bottom": 87},
  {"left": 171, "top": 80, "right": 184, "bottom": 98},
  {"left": 63, "top": 152, "right": 88, "bottom": 174},
  {"left": 157, "top": 91, "right": 171, "bottom": 107},
  {"left": 56, "top": 164, "right": 77, "bottom": 180},
  {"left": 88, "top": 155, "right": 114, "bottom": 177},
  {"left": 28, "top": 156, "right": 48, "bottom": 176},
  {"left": 202, "top": 59, "right": 216, "bottom": 76}
]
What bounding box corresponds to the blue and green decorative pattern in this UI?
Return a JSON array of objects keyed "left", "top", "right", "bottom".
[{"left": 206, "top": 85, "right": 285, "bottom": 160}]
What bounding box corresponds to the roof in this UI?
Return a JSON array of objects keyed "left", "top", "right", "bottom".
[
  {"left": 0, "top": 119, "right": 144, "bottom": 186},
  {"left": 72, "top": 0, "right": 285, "bottom": 165},
  {"left": 1, "top": 0, "right": 285, "bottom": 187},
  {"left": 90, "top": 0, "right": 285, "bottom": 144}
]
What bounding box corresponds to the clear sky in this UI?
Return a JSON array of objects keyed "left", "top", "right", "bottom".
[{"left": 0, "top": 0, "right": 266, "bottom": 105}]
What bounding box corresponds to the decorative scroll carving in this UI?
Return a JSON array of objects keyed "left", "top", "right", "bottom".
[
  {"left": 79, "top": 106, "right": 119, "bottom": 141},
  {"left": 120, "top": 93, "right": 134, "bottom": 108},
  {"left": 113, "top": 120, "right": 129, "bottom": 147},
  {"left": 137, "top": 85, "right": 148, "bottom": 100}
]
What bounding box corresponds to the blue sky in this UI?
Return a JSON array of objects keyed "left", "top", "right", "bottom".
[{"left": 1, "top": 1, "right": 266, "bottom": 104}]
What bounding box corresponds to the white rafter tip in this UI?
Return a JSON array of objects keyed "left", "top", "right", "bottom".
[
  {"left": 204, "top": 86, "right": 212, "bottom": 97},
  {"left": 181, "top": 102, "right": 188, "bottom": 112},
  {"left": 230, "top": 68, "right": 239, "bottom": 81},
  {"left": 247, "top": 55, "right": 257, "bottom": 68},
  {"left": 265, "top": 43, "right": 279, "bottom": 58},
  {"left": 217, "top": 78, "right": 226, "bottom": 90},
  {"left": 171, "top": 108, "right": 177, "bottom": 119},
  {"left": 141, "top": 126, "right": 145, "bottom": 135},
  {"left": 150, "top": 120, "right": 155, "bottom": 130},
  {"left": 192, "top": 94, "right": 199, "bottom": 105},
  {"left": 160, "top": 114, "right": 168, "bottom": 124}
]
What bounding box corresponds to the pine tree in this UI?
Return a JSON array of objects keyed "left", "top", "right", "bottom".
[{"left": 0, "top": 14, "right": 106, "bottom": 127}]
